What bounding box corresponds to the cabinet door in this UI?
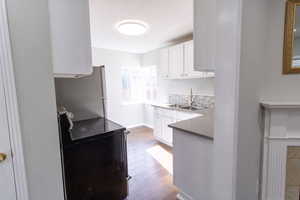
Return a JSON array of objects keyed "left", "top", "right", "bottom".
[
  {"left": 184, "top": 41, "right": 204, "bottom": 78},
  {"left": 169, "top": 44, "right": 184, "bottom": 79},
  {"left": 159, "top": 48, "right": 169, "bottom": 79},
  {"left": 194, "top": 0, "right": 216, "bottom": 71},
  {"left": 153, "top": 110, "right": 163, "bottom": 140},
  {"left": 49, "top": 0, "right": 93, "bottom": 77},
  {"left": 163, "top": 117, "right": 174, "bottom": 146}
]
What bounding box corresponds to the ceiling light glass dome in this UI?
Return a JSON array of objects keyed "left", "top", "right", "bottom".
[{"left": 116, "top": 20, "right": 149, "bottom": 36}]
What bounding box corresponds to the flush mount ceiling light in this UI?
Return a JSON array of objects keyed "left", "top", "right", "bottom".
[{"left": 115, "top": 20, "right": 149, "bottom": 36}]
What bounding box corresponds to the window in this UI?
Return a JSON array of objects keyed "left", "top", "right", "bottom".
[{"left": 121, "top": 66, "right": 157, "bottom": 104}]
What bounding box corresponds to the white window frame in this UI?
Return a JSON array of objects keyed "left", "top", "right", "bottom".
[{"left": 121, "top": 66, "right": 158, "bottom": 105}]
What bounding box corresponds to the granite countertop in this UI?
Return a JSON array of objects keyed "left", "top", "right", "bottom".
[
  {"left": 71, "top": 117, "right": 126, "bottom": 141},
  {"left": 168, "top": 109, "right": 214, "bottom": 140}
]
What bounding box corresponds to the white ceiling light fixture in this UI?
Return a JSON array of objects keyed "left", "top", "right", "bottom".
[{"left": 115, "top": 20, "right": 149, "bottom": 36}]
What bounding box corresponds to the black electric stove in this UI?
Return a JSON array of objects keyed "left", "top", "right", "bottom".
[{"left": 58, "top": 114, "right": 129, "bottom": 200}]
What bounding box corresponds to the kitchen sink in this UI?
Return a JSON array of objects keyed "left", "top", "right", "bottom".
[
  {"left": 168, "top": 104, "right": 178, "bottom": 108},
  {"left": 178, "top": 105, "right": 200, "bottom": 110},
  {"left": 165, "top": 104, "right": 207, "bottom": 111}
]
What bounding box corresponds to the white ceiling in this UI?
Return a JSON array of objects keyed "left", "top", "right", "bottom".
[{"left": 89, "top": 0, "right": 193, "bottom": 54}]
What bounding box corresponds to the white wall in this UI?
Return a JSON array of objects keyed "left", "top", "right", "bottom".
[
  {"left": 214, "top": 0, "right": 300, "bottom": 200},
  {"left": 92, "top": 48, "right": 144, "bottom": 127},
  {"left": 213, "top": 0, "right": 269, "bottom": 199},
  {"left": 154, "top": 78, "right": 215, "bottom": 104},
  {"left": 6, "top": 1, "right": 64, "bottom": 200},
  {"left": 55, "top": 68, "right": 104, "bottom": 121},
  {"left": 237, "top": 1, "right": 300, "bottom": 198},
  {"left": 213, "top": 0, "right": 241, "bottom": 199},
  {"left": 236, "top": 0, "right": 269, "bottom": 199},
  {"left": 262, "top": 0, "right": 300, "bottom": 102},
  {"left": 163, "top": 79, "right": 214, "bottom": 96}
]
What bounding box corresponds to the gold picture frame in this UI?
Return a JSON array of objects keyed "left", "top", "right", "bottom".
[{"left": 283, "top": 0, "right": 300, "bottom": 74}]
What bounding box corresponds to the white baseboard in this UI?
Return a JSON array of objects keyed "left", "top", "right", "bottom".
[
  {"left": 177, "top": 191, "right": 194, "bottom": 200},
  {"left": 126, "top": 123, "right": 153, "bottom": 129},
  {"left": 143, "top": 123, "right": 153, "bottom": 129},
  {"left": 154, "top": 136, "right": 173, "bottom": 147},
  {"left": 126, "top": 123, "right": 145, "bottom": 129}
]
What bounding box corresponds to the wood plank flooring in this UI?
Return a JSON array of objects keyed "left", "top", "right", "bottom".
[{"left": 125, "top": 126, "right": 178, "bottom": 200}]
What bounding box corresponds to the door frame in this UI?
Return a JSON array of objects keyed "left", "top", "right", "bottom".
[{"left": 0, "top": 0, "right": 29, "bottom": 200}]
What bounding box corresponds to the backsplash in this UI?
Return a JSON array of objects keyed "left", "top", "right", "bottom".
[{"left": 168, "top": 94, "right": 215, "bottom": 109}]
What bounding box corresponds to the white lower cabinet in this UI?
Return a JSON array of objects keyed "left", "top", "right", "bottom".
[
  {"left": 162, "top": 116, "right": 175, "bottom": 146},
  {"left": 153, "top": 107, "right": 201, "bottom": 147},
  {"left": 154, "top": 108, "right": 175, "bottom": 146},
  {"left": 154, "top": 111, "right": 163, "bottom": 139}
]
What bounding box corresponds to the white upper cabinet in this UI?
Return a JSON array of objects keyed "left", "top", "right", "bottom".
[
  {"left": 183, "top": 41, "right": 204, "bottom": 77},
  {"left": 194, "top": 0, "right": 216, "bottom": 71},
  {"left": 159, "top": 48, "right": 169, "bottom": 79},
  {"left": 49, "top": 0, "right": 93, "bottom": 77},
  {"left": 168, "top": 44, "right": 184, "bottom": 78},
  {"left": 157, "top": 40, "right": 214, "bottom": 79}
]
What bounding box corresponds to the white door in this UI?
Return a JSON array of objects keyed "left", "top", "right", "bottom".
[
  {"left": 169, "top": 44, "right": 184, "bottom": 79},
  {"left": 0, "top": 79, "right": 17, "bottom": 200}
]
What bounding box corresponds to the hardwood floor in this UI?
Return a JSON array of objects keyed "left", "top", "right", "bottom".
[{"left": 125, "top": 126, "right": 178, "bottom": 200}]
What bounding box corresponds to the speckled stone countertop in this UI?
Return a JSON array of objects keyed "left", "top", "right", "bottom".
[
  {"left": 168, "top": 109, "right": 214, "bottom": 140},
  {"left": 71, "top": 117, "right": 126, "bottom": 141}
]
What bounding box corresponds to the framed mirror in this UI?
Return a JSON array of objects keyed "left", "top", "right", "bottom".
[{"left": 283, "top": 0, "right": 300, "bottom": 74}]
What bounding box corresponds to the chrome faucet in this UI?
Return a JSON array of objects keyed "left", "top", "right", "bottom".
[{"left": 189, "top": 88, "right": 195, "bottom": 107}]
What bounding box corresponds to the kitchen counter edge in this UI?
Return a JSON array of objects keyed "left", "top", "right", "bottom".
[{"left": 168, "top": 109, "right": 214, "bottom": 140}]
